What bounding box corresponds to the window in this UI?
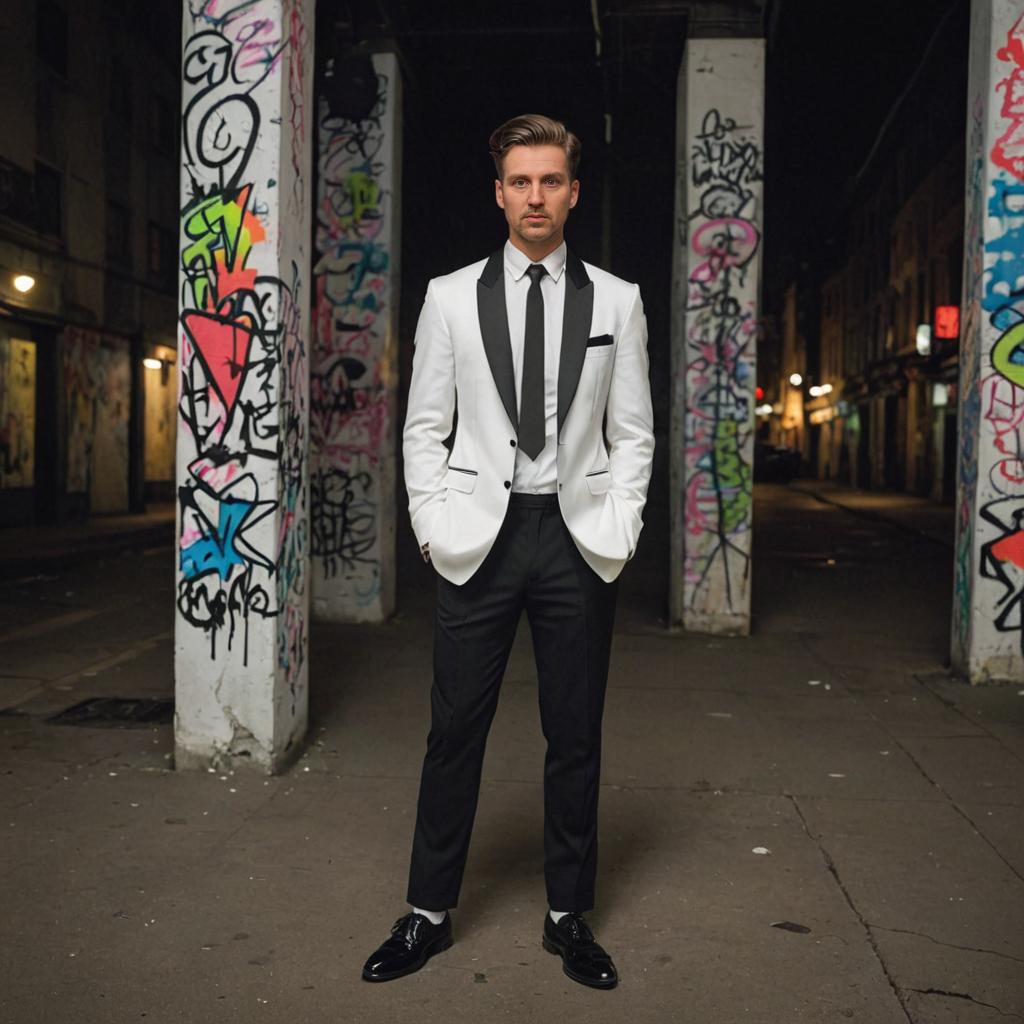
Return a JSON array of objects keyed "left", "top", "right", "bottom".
[
  {"left": 148, "top": 94, "right": 176, "bottom": 157},
  {"left": 147, "top": 221, "right": 176, "bottom": 284},
  {"left": 106, "top": 201, "right": 131, "bottom": 267},
  {"left": 0, "top": 159, "right": 36, "bottom": 230},
  {"left": 34, "top": 162, "right": 62, "bottom": 237},
  {"left": 36, "top": 1, "right": 68, "bottom": 78}
]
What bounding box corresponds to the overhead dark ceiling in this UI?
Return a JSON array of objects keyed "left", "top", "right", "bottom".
[{"left": 317, "top": 1, "right": 766, "bottom": 84}]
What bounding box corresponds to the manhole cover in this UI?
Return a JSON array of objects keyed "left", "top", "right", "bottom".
[{"left": 47, "top": 697, "right": 174, "bottom": 728}]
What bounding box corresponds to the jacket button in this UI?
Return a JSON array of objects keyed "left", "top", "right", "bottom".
[
  {"left": 510, "top": 439, "right": 516, "bottom": 447},
  {"left": 503, "top": 480, "right": 511, "bottom": 489}
]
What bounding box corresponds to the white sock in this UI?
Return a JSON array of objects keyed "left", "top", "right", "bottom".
[
  {"left": 412, "top": 905, "right": 447, "bottom": 925},
  {"left": 549, "top": 909, "right": 570, "bottom": 923}
]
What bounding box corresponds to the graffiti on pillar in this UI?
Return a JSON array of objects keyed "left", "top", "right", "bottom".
[
  {"left": 992, "top": 13, "right": 1024, "bottom": 182},
  {"left": 177, "top": 0, "right": 308, "bottom": 699},
  {"left": 682, "top": 108, "right": 761, "bottom": 612},
  {"left": 310, "top": 64, "right": 394, "bottom": 608},
  {"left": 957, "top": 13, "right": 1024, "bottom": 655},
  {"left": 954, "top": 94, "right": 986, "bottom": 655}
]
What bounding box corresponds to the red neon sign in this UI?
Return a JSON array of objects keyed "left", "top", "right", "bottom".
[{"left": 935, "top": 305, "right": 960, "bottom": 339}]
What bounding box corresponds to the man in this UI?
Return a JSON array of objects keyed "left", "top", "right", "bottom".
[{"left": 362, "top": 114, "right": 654, "bottom": 990}]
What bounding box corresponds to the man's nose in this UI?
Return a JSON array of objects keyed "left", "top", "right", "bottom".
[{"left": 528, "top": 183, "right": 544, "bottom": 206}]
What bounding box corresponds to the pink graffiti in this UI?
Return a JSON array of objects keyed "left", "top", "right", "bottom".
[
  {"left": 288, "top": 0, "right": 307, "bottom": 210},
  {"left": 983, "top": 371, "right": 1024, "bottom": 496},
  {"left": 994, "top": 13, "right": 1024, "bottom": 182},
  {"left": 689, "top": 217, "right": 759, "bottom": 287},
  {"left": 984, "top": 371, "right": 1024, "bottom": 454}
]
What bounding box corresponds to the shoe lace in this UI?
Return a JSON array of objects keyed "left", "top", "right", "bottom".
[
  {"left": 390, "top": 912, "right": 432, "bottom": 949},
  {"left": 558, "top": 913, "right": 595, "bottom": 944}
]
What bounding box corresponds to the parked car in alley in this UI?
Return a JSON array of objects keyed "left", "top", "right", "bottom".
[{"left": 754, "top": 441, "right": 801, "bottom": 483}]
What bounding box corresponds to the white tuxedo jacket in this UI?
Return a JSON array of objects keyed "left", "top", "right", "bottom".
[{"left": 403, "top": 246, "right": 654, "bottom": 585}]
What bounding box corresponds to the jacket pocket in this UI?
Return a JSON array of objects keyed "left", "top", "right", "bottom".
[
  {"left": 444, "top": 466, "right": 478, "bottom": 494},
  {"left": 584, "top": 469, "right": 611, "bottom": 495}
]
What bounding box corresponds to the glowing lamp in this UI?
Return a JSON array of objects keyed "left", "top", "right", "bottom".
[
  {"left": 13, "top": 274, "right": 35, "bottom": 293},
  {"left": 916, "top": 324, "right": 932, "bottom": 356},
  {"left": 143, "top": 357, "right": 163, "bottom": 370},
  {"left": 789, "top": 373, "right": 803, "bottom": 387}
]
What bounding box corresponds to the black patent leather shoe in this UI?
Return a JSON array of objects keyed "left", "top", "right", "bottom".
[
  {"left": 542, "top": 912, "right": 618, "bottom": 989},
  {"left": 361, "top": 911, "right": 453, "bottom": 982}
]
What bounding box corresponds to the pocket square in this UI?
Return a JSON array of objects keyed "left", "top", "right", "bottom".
[{"left": 587, "top": 334, "right": 613, "bottom": 347}]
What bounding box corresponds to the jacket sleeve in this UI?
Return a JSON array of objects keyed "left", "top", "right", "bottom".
[
  {"left": 402, "top": 279, "right": 455, "bottom": 548},
  {"left": 606, "top": 283, "right": 655, "bottom": 556}
]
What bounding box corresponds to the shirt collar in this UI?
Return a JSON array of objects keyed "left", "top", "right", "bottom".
[{"left": 504, "top": 239, "right": 567, "bottom": 283}]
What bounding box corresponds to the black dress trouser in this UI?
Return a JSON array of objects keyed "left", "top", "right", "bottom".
[{"left": 406, "top": 492, "right": 619, "bottom": 913}]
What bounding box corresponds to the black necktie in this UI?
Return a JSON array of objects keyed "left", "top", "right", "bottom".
[{"left": 519, "top": 263, "right": 547, "bottom": 460}]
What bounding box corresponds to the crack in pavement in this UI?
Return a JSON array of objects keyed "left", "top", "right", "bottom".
[
  {"left": 870, "top": 923, "right": 1024, "bottom": 966},
  {"left": 787, "top": 792, "right": 914, "bottom": 1024},
  {"left": 913, "top": 671, "right": 1024, "bottom": 770},
  {"left": 905, "top": 987, "right": 1024, "bottom": 1019},
  {"left": 868, "top": 714, "right": 1024, "bottom": 887}
]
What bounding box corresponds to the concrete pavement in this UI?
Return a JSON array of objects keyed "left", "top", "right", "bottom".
[
  {"left": 0, "top": 503, "right": 174, "bottom": 581},
  {"left": 789, "top": 479, "right": 954, "bottom": 549},
  {"left": 1, "top": 483, "right": 1022, "bottom": 1023}
]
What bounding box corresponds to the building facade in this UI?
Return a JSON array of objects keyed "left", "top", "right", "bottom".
[
  {"left": 0, "top": 0, "right": 180, "bottom": 526},
  {"left": 772, "top": 3, "right": 968, "bottom": 502}
]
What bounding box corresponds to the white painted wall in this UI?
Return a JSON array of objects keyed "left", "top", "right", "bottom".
[
  {"left": 670, "top": 37, "right": 765, "bottom": 635},
  {"left": 952, "top": 0, "right": 1024, "bottom": 683}
]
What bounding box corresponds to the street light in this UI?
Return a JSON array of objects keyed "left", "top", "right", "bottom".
[
  {"left": 13, "top": 274, "right": 35, "bottom": 293},
  {"left": 789, "top": 373, "right": 803, "bottom": 387}
]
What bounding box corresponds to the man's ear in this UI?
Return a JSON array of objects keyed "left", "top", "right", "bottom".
[
  {"left": 495, "top": 179, "right": 505, "bottom": 209},
  {"left": 569, "top": 179, "right": 580, "bottom": 209}
]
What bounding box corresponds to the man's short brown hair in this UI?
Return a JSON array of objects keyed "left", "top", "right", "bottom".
[{"left": 489, "top": 114, "right": 581, "bottom": 180}]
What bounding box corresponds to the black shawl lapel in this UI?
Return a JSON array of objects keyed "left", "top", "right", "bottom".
[
  {"left": 477, "top": 249, "right": 519, "bottom": 433},
  {"left": 556, "top": 248, "right": 594, "bottom": 437}
]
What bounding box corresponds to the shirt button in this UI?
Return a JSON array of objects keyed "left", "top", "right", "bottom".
[
  {"left": 510, "top": 439, "right": 516, "bottom": 447},
  {"left": 503, "top": 480, "right": 511, "bottom": 489}
]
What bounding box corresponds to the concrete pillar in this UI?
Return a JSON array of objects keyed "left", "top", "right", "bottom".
[
  {"left": 174, "top": 0, "right": 315, "bottom": 771},
  {"left": 310, "top": 52, "right": 400, "bottom": 622},
  {"left": 952, "top": 1, "right": 1024, "bottom": 683},
  {"left": 670, "top": 37, "right": 765, "bottom": 635}
]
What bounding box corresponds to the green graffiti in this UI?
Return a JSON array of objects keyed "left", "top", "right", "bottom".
[
  {"left": 713, "top": 418, "right": 751, "bottom": 533},
  {"left": 181, "top": 185, "right": 262, "bottom": 311},
  {"left": 340, "top": 171, "right": 380, "bottom": 230},
  {"left": 991, "top": 319, "right": 1024, "bottom": 387}
]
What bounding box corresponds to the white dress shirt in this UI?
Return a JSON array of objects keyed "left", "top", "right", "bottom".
[{"left": 503, "top": 238, "right": 565, "bottom": 493}]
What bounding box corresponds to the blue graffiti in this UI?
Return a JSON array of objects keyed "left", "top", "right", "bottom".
[
  {"left": 983, "top": 179, "right": 1024, "bottom": 314},
  {"left": 181, "top": 498, "right": 254, "bottom": 581}
]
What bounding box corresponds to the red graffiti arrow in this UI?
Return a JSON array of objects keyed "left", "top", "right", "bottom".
[{"left": 181, "top": 310, "right": 254, "bottom": 417}]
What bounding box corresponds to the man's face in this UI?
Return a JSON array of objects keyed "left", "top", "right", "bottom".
[{"left": 495, "top": 144, "right": 579, "bottom": 251}]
